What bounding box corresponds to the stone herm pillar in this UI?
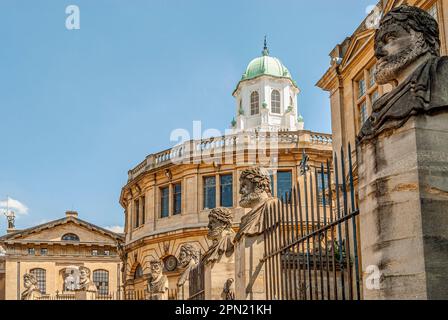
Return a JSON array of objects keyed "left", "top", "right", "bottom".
[
  {"left": 204, "top": 253, "right": 235, "bottom": 300},
  {"left": 177, "top": 243, "right": 200, "bottom": 300},
  {"left": 201, "top": 208, "right": 236, "bottom": 300},
  {"left": 234, "top": 235, "right": 265, "bottom": 300},
  {"left": 357, "top": 5, "right": 448, "bottom": 300},
  {"left": 233, "top": 167, "right": 275, "bottom": 300}
]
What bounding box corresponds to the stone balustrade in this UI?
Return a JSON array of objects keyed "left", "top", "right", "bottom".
[{"left": 127, "top": 130, "right": 332, "bottom": 181}]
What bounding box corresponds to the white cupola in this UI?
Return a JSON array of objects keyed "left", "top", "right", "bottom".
[{"left": 231, "top": 38, "right": 304, "bottom": 132}]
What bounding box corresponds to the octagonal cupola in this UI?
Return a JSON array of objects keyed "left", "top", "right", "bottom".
[{"left": 232, "top": 38, "right": 303, "bottom": 132}]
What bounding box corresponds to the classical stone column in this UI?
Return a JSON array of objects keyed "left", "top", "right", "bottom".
[{"left": 357, "top": 5, "right": 448, "bottom": 300}]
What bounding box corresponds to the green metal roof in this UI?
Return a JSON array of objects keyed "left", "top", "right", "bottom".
[
  {"left": 243, "top": 54, "right": 291, "bottom": 80},
  {"left": 233, "top": 46, "right": 298, "bottom": 95}
]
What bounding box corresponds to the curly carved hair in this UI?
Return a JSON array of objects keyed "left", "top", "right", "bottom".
[
  {"left": 240, "top": 167, "right": 272, "bottom": 195},
  {"left": 208, "top": 207, "right": 233, "bottom": 228},
  {"left": 179, "top": 243, "right": 200, "bottom": 260},
  {"left": 23, "top": 273, "right": 38, "bottom": 285},
  {"left": 79, "top": 266, "right": 91, "bottom": 276},
  {"left": 375, "top": 5, "right": 440, "bottom": 56}
]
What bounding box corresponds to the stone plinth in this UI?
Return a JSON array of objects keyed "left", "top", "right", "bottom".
[
  {"left": 358, "top": 113, "right": 448, "bottom": 300},
  {"left": 204, "top": 254, "right": 235, "bottom": 300},
  {"left": 74, "top": 290, "right": 96, "bottom": 300},
  {"left": 234, "top": 235, "right": 266, "bottom": 300}
]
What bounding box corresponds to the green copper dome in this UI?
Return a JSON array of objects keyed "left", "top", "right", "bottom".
[
  {"left": 242, "top": 54, "right": 292, "bottom": 81},
  {"left": 233, "top": 40, "right": 298, "bottom": 95}
]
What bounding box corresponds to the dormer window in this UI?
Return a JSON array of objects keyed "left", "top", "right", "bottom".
[
  {"left": 271, "top": 90, "right": 281, "bottom": 114},
  {"left": 250, "top": 91, "right": 260, "bottom": 115},
  {"left": 61, "top": 233, "right": 80, "bottom": 241}
]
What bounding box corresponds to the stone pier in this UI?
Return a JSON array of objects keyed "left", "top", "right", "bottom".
[
  {"left": 234, "top": 235, "right": 266, "bottom": 300},
  {"left": 358, "top": 113, "right": 448, "bottom": 299}
]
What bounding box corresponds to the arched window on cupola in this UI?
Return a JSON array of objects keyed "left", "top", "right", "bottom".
[
  {"left": 271, "top": 90, "right": 281, "bottom": 114},
  {"left": 250, "top": 91, "right": 259, "bottom": 115}
]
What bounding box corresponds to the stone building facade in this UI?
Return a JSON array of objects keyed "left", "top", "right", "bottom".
[
  {"left": 317, "top": 0, "right": 447, "bottom": 159},
  {"left": 119, "top": 45, "right": 333, "bottom": 296},
  {"left": 0, "top": 211, "right": 124, "bottom": 300}
]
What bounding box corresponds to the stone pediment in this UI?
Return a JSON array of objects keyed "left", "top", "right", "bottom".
[
  {"left": 340, "top": 29, "right": 376, "bottom": 68},
  {"left": 0, "top": 217, "right": 123, "bottom": 245}
]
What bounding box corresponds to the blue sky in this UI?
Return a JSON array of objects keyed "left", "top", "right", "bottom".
[{"left": 0, "top": 0, "right": 375, "bottom": 233}]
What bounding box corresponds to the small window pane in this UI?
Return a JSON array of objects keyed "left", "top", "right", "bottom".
[
  {"left": 141, "top": 196, "right": 146, "bottom": 225},
  {"left": 203, "top": 176, "right": 216, "bottom": 209},
  {"left": 134, "top": 198, "right": 140, "bottom": 228},
  {"left": 220, "top": 174, "right": 233, "bottom": 208},
  {"left": 104, "top": 250, "right": 110, "bottom": 256},
  {"left": 30, "top": 268, "right": 46, "bottom": 294},
  {"left": 358, "top": 79, "right": 366, "bottom": 98},
  {"left": 359, "top": 101, "right": 368, "bottom": 126},
  {"left": 369, "top": 67, "right": 376, "bottom": 87},
  {"left": 161, "top": 187, "right": 170, "bottom": 218},
  {"left": 250, "top": 91, "right": 259, "bottom": 115},
  {"left": 40, "top": 248, "right": 48, "bottom": 256},
  {"left": 92, "top": 249, "right": 98, "bottom": 256},
  {"left": 427, "top": 4, "right": 438, "bottom": 21},
  {"left": 271, "top": 90, "right": 281, "bottom": 114},
  {"left": 173, "top": 183, "right": 182, "bottom": 215},
  {"left": 371, "top": 90, "right": 379, "bottom": 104},
  {"left": 28, "top": 248, "right": 35, "bottom": 255},
  {"left": 277, "top": 171, "right": 292, "bottom": 201}
]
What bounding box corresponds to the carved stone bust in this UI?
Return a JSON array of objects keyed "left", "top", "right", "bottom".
[
  {"left": 202, "top": 207, "right": 235, "bottom": 265},
  {"left": 147, "top": 259, "right": 169, "bottom": 300},
  {"left": 177, "top": 243, "right": 200, "bottom": 287},
  {"left": 234, "top": 167, "right": 275, "bottom": 243},
  {"left": 21, "top": 273, "right": 42, "bottom": 300},
  {"left": 358, "top": 5, "right": 448, "bottom": 143},
  {"left": 78, "top": 267, "right": 98, "bottom": 293}
]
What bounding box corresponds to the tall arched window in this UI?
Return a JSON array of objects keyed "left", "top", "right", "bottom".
[
  {"left": 271, "top": 90, "right": 281, "bottom": 114},
  {"left": 250, "top": 91, "right": 259, "bottom": 115},
  {"left": 134, "top": 264, "right": 143, "bottom": 280},
  {"left": 93, "top": 269, "right": 109, "bottom": 295},
  {"left": 30, "top": 268, "right": 46, "bottom": 294},
  {"left": 61, "top": 233, "right": 79, "bottom": 241}
]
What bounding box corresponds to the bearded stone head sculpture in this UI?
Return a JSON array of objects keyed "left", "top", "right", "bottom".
[
  {"left": 178, "top": 243, "right": 200, "bottom": 268},
  {"left": 207, "top": 207, "right": 233, "bottom": 242},
  {"left": 239, "top": 167, "right": 272, "bottom": 209},
  {"left": 149, "top": 260, "right": 163, "bottom": 279},
  {"left": 21, "top": 273, "right": 41, "bottom": 300},
  {"left": 374, "top": 5, "right": 440, "bottom": 85}
]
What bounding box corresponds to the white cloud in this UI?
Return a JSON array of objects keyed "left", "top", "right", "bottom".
[
  {"left": 0, "top": 197, "right": 29, "bottom": 216},
  {"left": 105, "top": 225, "right": 124, "bottom": 233}
]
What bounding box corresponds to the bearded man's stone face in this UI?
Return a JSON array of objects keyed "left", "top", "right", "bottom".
[
  {"left": 207, "top": 216, "right": 225, "bottom": 241},
  {"left": 178, "top": 247, "right": 191, "bottom": 268},
  {"left": 150, "top": 262, "right": 162, "bottom": 278},
  {"left": 239, "top": 178, "right": 261, "bottom": 208},
  {"left": 374, "top": 24, "right": 427, "bottom": 85}
]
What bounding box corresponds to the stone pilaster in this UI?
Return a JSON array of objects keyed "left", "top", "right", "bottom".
[{"left": 358, "top": 113, "right": 448, "bottom": 300}]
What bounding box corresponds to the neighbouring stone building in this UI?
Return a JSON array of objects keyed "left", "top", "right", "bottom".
[
  {"left": 119, "top": 43, "right": 333, "bottom": 297},
  {"left": 0, "top": 211, "right": 124, "bottom": 300},
  {"left": 316, "top": 0, "right": 447, "bottom": 195}
]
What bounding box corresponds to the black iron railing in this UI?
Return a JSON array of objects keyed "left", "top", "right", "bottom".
[{"left": 263, "top": 145, "right": 361, "bottom": 300}]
